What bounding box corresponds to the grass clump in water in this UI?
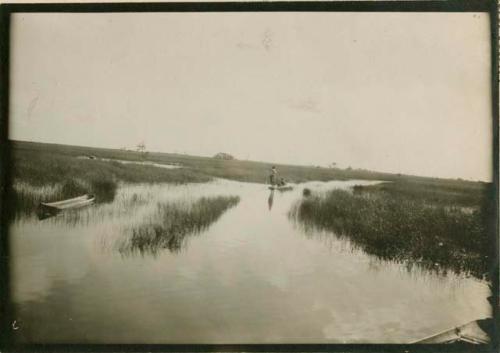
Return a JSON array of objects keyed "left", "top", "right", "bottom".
[
  {"left": 289, "top": 188, "right": 494, "bottom": 280},
  {"left": 119, "top": 195, "right": 240, "bottom": 255}
]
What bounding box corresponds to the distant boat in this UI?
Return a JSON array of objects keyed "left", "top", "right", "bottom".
[
  {"left": 39, "top": 194, "right": 95, "bottom": 219},
  {"left": 268, "top": 185, "right": 293, "bottom": 191}
]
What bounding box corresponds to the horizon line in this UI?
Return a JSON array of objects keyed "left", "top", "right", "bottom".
[{"left": 8, "top": 138, "right": 491, "bottom": 184}]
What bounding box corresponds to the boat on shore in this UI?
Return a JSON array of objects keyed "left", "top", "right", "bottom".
[{"left": 38, "top": 194, "right": 95, "bottom": 219}]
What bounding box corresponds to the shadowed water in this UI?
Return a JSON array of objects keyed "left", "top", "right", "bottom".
[{"left": 10, "top": 179, "right": 490, "bottom": 343}]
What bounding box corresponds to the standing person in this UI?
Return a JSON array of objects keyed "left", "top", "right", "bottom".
[{"left": 269, "top": 166, "right": 278, "bottom": 185}]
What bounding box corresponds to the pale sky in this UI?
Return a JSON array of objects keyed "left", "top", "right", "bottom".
[{"left": 9, "top": 12, "right": 492, "bottom": 181}]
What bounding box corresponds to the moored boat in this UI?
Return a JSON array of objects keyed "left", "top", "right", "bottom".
[{"left": 38, "top": 194, "right": 95, "bottom": 219}]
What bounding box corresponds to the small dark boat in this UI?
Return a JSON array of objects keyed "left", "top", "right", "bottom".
[{"left": 38, "top": 194, "right": 95, "bottom": 219}]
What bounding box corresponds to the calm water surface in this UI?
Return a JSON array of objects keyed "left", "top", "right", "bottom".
[{"left": 11, "top": 179, "right": 490, "bottom": 343}]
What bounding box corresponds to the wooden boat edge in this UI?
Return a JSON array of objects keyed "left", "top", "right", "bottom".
[
  {"left": 40, "top": 194, "right": 95, "bottom": 211},
  {"left": 41, "top": 194, "right": 95, "bottom": 208},
  {"left": 411, "top": 319, "right": 491, "bottom": 344}
]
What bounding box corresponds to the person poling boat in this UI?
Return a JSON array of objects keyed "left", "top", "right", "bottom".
[{"left": 268, "top": 166, "right": 293, "bottom": 191}]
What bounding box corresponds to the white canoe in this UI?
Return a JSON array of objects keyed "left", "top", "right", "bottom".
[{"left": 40, "top": 194, "right": 95, "bottom": 211}]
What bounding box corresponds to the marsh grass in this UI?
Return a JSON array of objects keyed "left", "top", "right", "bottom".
[
  {"left": 119, "top": 196, "right": 240, "bottom": 255},
  {"left": 352, "top": 180, "right": 490, "bottom": 208},
  {"left": 91, "top": 179, "right": 117, "bottom": 203},
  {"left": 8, "top": 143, "right": 211, "bottom": 218},
  {"left": 14, "top": 139, "right": 485, "bottom": 185},
  {"left": 12, "top": 140, "right": 490, "bottom": 191},
  {"left": 290, "top": 188, "right": 494, "bottom": 279},
  {"left": 12, "top": 147, "right": 211, "bottom": 186}
]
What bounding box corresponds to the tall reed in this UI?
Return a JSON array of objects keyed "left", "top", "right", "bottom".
[{"left": 289, "top": 188, "right": 493, "bottom": 279}]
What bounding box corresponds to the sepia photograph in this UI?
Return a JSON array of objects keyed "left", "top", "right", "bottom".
[{"left": 1, "top": 1, "right": 498, "bottom": 348}]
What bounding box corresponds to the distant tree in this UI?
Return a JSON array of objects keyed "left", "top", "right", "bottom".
[
  {"left": 136, "top": 142, "right": 146, "bottom": 153},
  {"left": 213, "top": 152, "right": 235, "bottom": 160},
  {"left": 136, "top": 142, "right": 148, "bottom": 159}
]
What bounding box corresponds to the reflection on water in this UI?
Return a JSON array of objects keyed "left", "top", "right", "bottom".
[
  {"left": 268, "top": 190, "right": 274, "bottom": 211},
  {"left": 10, "top": 179, "right": 491, "bottom": 343}
]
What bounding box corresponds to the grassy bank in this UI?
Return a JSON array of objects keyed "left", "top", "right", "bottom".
[
  {"left": 11, "top": 139, "right": 478, "bottom": 185},
  {"left": 290, "top": 185, "right": 494, "bottom": 280},
  {"left": 118, "top": 196, "right": 240, "bottom": 255},
  {"left": 352, "top": 179, "right": 490, "bottom": 208},
  {"left": 7, "top": 142, "right": 212, "bottom": 218},
  {"left": 11, "top": 143, "right": 212, "bottom": 186},
  {"left": 7, "top": 140, "right": 493, "bottom": 222}
]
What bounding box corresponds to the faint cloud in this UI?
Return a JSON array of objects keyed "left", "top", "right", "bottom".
[
  {"left": 261, "top": 29, "right": 273, "bottom": 51},
  {"left": 235, "top": 42, "right": 256, "bottom": 50},
  {"left": 288, "top": 98, "right": 321, "bottom": 113},
  {"left": 235, "top": 28, "right": 274, "bottom": 52}
]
